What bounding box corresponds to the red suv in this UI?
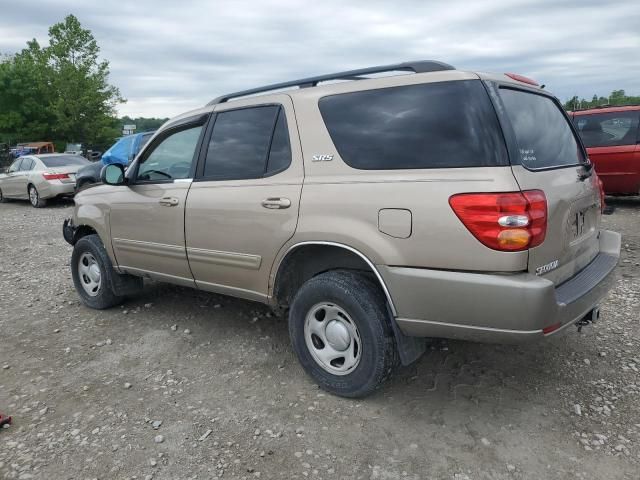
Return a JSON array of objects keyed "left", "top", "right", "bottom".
[{"left": 571, "top": 106, "right": 640, "bottom": 195}]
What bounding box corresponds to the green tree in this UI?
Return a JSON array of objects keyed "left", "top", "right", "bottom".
[
  {"left": 0, "top": 15, "right": 124, "bottom": 149},
  {"left": 563, "top": 90, "right": 640, "bottom": 111},
  {"left": 46, "top": 15, "right": 124, "bottom": 148},
  {"left": 0, "top": 41, "right": 55, "bottom": 144}
]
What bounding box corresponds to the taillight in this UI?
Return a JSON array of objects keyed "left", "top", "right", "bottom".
[
  {"left": 449, "top": 190, "right": 547, "bottom": 252},
  {"left": 42, "top": 173, "right": 69, "bottom": 180}
]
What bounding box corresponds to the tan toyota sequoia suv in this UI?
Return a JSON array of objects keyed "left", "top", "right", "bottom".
[{"left": 64, "top": 61, "right": 621, "bottom": 398}]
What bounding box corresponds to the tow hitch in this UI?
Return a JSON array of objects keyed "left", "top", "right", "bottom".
[{"left": 575, "top": 307, "right": 600, "bottom": 333}]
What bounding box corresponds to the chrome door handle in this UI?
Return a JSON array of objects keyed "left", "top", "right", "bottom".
[
  {"left": 261, "top": 197, "right": 291, "bottom": 209},
  {"left": 159, "top": 196, "right": 179, "bottom": 207}
]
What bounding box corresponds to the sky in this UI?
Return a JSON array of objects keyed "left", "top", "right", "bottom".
[{"left": 1, "top": 0, "right": 638, "bottom": 118}]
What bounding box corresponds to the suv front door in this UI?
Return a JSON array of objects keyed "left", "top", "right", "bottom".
[
  {"left": 108, "top": 117, "right": 207, "bottom": 285},
  {"left": 185, "top": 97, "right": 303, "bottom": 301}
]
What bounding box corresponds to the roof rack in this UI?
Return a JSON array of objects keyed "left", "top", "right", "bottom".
[{"left": 207, "top": 60, "right": 455, "bottom": 105}]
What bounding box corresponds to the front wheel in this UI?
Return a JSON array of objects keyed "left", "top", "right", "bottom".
[
  {"left": 71, "top": 234, "right": 124, "bottom": 309},
  {"left": 29, "top": 185, "right": 47, "bottom": 208},
  {"left": 0, "top": 187, "right": 7, "bottom": 203},
  {"left": 289, "top": 270, "right": 399, "bottom": 398}
]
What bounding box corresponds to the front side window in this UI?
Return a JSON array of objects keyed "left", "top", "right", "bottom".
[
  {"left": 318, "top": 80, "right": 508, "bottom": 170},
  {"left": 203, "top": 106, "right": 291, "bottom": 180},
  {"left": 137, "top": 125, "right": 203, "bottom": 182},
  {"left": 8, "top": 159, "right": 22, "bottom": 173},
  {"left": 499, "top": 88, "right": 585, "bottom": 169},
  {"left": 573, "top": 111, "right": 640, "bottom": 148}
]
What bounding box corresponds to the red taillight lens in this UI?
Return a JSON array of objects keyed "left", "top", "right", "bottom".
[
  {"left": 449, "top": 190, "right": 547, "bottom": 252},
  {"left": 42, "top": 173, "right": 69, "bottom": 180}
]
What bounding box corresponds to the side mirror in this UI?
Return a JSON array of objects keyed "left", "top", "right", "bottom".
[{"left": 100, "top": 163, "right": 126, "bottom": 186}]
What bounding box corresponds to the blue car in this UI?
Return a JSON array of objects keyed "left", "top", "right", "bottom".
[{"left": 75, "top": 131, "right": 155, "bottom": 191}]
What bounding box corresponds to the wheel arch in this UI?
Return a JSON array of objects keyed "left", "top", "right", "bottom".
[{"left": 271, "top": 241, "right": 397, "bottom": 317}]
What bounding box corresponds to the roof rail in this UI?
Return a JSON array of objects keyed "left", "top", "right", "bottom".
[{"left": 207, "top": 60, "right": 455, "bottom": 105}]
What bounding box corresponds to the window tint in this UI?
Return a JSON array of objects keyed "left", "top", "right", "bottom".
[
  {"left": 40, "top": 156, "right": 89, "bottom": 167},
  {"left": 500, "top": 89, "right": 585, "bottom": 169},
  {"left": 573, "top": 111, "right": 639, "bottom": 148},
  {"left": 19, "top": 158, "right": 35, "bottom": 171},
  {"left": 204, "top": 106, "right": 279, "bottom": 180},
  {"left": 318, "top": 80, "right": 508, "bottom": 170},
  {"left": 266, "top": 108, "right": 291, "bottom": 174},
  {"left": 137, "top": 125, "right": 202, "bottom": 182}
]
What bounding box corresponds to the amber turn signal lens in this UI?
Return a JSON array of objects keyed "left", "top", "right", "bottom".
[{"left": 497, "top": 229, "right": 531, "bottom": 249}]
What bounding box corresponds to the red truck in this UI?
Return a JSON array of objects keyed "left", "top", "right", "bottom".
[{"left": 571, "top": 105, "right": 640, "bottom": 195}]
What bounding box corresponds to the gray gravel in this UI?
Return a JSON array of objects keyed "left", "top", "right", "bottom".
[{"left": 1, "top": 196, "right": 639, "bottom": 479}]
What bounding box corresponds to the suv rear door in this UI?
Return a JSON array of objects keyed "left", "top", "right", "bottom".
[
  {"left": 185, "top": 96, "right": 302, "bottom": 301},
  {"left": 494, "top": 85, "right": 602, "bottom": 285}
]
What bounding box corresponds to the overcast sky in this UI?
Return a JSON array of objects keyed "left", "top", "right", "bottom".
[{"left": 1, "top": 0, "right": 638, "bottom": 118}]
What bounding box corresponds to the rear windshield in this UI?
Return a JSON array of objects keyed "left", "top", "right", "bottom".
[
  {"left": 40, "top": 155, "right": 89, "bottom": 167},
  {"left": 573, "top": 111, "right": 640, "bottom": 148},
  {"left": 499, "top": 88, "right": 585, "bottom": 169},
  {"left": 318, "top": 80, "right": 508, "bottom": 170}
]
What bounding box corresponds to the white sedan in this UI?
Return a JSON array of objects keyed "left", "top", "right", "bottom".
[{"left": 0, "top": 154, "right": 90, "bottom": 207}]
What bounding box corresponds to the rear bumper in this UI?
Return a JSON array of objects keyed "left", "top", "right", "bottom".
[
  {"left": 381, "top": 230, "right": 621, "bottom": 343},
  {"left": 39, "top": 181, "right": 76, "bottom": 199}
]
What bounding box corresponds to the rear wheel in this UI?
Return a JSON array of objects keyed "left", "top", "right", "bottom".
[
  {"left": 288, "top": 270, "right": 398, "bottom": 398},
  {"left": 71, "top": 234, "right": 124, "bottom": 309},
  {"left": 28, "top": 185, "right": 47, "bottom": 208}
]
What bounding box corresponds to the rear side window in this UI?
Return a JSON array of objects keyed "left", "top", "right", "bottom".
[
  {"left": 203, "top": 106, "right": 291, "bottom": 180},
  {"left": 499, "top": 89, "right": 585, "bottom": 169},
  {"left": 318, "top": 80, "right": 508, "bottom": 170},
  {"left": 573, "top": 111, "right": 639, "bottom": 148},
  {"left": 266, "top": 109, "right": 291, "bottom": 175}
]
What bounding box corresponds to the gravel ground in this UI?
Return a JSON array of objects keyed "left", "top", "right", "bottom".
[{"left": 0, "top": 197, "right": 638, "bottom": 480}]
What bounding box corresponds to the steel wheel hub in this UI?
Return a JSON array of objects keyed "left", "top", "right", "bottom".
[
  {"left": 78, "top": 252, "right": 101, "bottom": 296},
  {"left": 304, "top": 302, "right": 361, "bottom": 376}
]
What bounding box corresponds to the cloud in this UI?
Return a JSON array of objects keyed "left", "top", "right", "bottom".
[{"left": 1, "top": 0, "right": 638, "bottom": 117}]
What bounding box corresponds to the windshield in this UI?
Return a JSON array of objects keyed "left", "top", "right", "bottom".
[
  {"left": 40, "top": 155, "right": 89, "bottom": 167},
  {"left": 500, "top": 88, "right": 586, "bottom": 169}
]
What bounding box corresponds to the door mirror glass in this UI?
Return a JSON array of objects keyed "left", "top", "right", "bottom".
[{"left": 101, "top": 163, "right": 126, "bottom": 185}]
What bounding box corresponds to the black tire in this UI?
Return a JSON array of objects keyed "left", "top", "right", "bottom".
[
  {"left": 28, "top": 184, "right": 47, "bottom": 208},
  {"left": 0, "top": 187, "right": 7, "bottom": 203},
  {"left": 71, "top": 234, "right": 124, "bottom": 309},
  {"left": 289, "top": 270, "right": 399, "bottom": 398}
]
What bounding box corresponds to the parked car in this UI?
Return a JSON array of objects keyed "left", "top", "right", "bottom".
[
  {"left": 75, "top": 131, "right": 155, "bottom": 191},
  {"left": 571, "top": 105, "right": 640, "bottom": 195},
  {"left": 63, "top": 61, "right": 620, "bottom": 397},
  {"left": 0, "top": 153, "right": 89, "bottom": 207},
  {"left": 18, "top": 142, "right": 56, "bottom": 154}
]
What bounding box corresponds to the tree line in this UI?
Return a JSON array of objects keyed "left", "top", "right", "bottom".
[
  {"left": 563, "top": 90, "right": 640, "bottom": 111},
  {"left": 0, "top": 15, "right": 166, "bottom": 152}
]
